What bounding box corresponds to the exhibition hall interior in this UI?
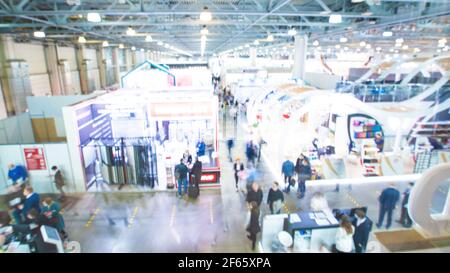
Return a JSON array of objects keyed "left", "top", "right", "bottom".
[{"left": 0, "top": 0, "right": 449, "bottom": 254}]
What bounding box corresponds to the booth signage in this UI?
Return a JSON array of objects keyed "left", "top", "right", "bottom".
[
  {"left": 149, "top": 102, "right": 213, "bottom": 119},
  {"left": 23, "top": 148, "right": 47, "bottom": 170},
  {"left": 200, "top": 172, "right": 218, "bottom": 183}
]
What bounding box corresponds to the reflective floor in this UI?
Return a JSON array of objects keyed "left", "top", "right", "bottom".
[{"left": 20, "top": 111, "right": 449, "bottom": 253}]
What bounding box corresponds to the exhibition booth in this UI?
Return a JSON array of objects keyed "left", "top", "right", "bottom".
[{"left": 62, "top": 87, "right": 220, "bottom": 192}]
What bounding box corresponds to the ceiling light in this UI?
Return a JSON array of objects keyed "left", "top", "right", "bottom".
[
  {"left": 382, "top": 31, "right": 393, "bottom": 37},
  {"left": 131, "top": 46, "right": 136, "bottom": 51},
  {"left": 164, "top": 43, "right": 170, "bottom": 48},
  {"left": 288, "top": 28, "right": 297, "bottom": 36},
  {"left": 438, "top": 38, "right": 447, "bottom": 45},
  {"left": 395, "top": 43, "right": 402, "bottom": 47},
  {"left": 329, "top": 14, "right": 342, "bottom": 24},
  {"left": 393, "top": 53, "right": 399, "bottom": 58},
  {"left": 366, "top": 44, "right": 371, "bottom": 49},
  {"left": 102, "top": 41, "right": 109, "bottom": 47},
  {"left": 78, "top": 14, "right": 83, "bottom": 18},
  {"left": 33, "top": 31, "right": 45, "bottom": 38},
  {"left": 126, "top": 27, "right": 136, "bottom": 36},
  {"left": 140, "top": 48, "right": 144, "bottom": 52},
  {"left": 335, "top": 44, "right": 341, "bottom": 49},
  {"left": 245, "top": 44, "right": 250, "bottom": 48},
  {"left": 437, "top": 49, "right": 442, "bottom": 53},
  {"left": 339, "top": 37, "right": 348, "bottom": 43},
  {"left": 87, "top": 12, "right": 101, "bottom": 23},
  {"left": 200, "top": 6, "right": 212, "bottom": 22},
  {"left": 356, "top": 48, "right": 361, "bottom": 52},
  {"left": 362, "top": 11, "right": 373, "bottom": 16},
  {"left": 351, "top": 0, "right": 365, "bottom": 3},
  {"left": 78, "top": 36, "right": 86, "bottom": 43},
  {"left": 376, "top": 47, "right": 382, "bottom": 51},
  {"left": 344, "top": 46, "right": 349, "bottom": 51},
  {"left": 402, "top": 45, "right": 409, "bottom": 50},
  {"left": 389, "top": 48, "right": 394, "bottom": 52},
  {"left": 402, "top": 54, "right": 408, "bottom": 59},
  {"left": 395, "top": 38, "right": 404, "bottom": 44},
  {"left": 313, "top": 40, "right": 319, "bottom": 46},
  {"left": 443, "top": 46, "right": 449, "bottom": 52},
  {"left": 267, "top": 34, "right": 274, "bottom": 42},
  {"left": 119, "top": 44, "right": 124, "bottom": 49},
  {"left": 254, "top": 40, "right": 260, "bottom": 46},
  {"left": 145, "top": 35, "right": 153, "bottom": 42},
  {"left": 201, "top": 26, "right": 209, "bottom": 35},
  {"left": 157, "top": 41, "right": 163, "bottom": 46},
  {"left": 413, "top": 48, "right": 420, "bottom": 53},
  {"left": 359, "top": 41, "right": 366, "bottom": 47}
]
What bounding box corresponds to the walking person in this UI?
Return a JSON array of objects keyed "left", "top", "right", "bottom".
[
  {"left": 332, "top": 215, "right": 355, "bottom": 253},
  {"left": 11, "top": 185, "right": 40, "bottom": 225},
  {"left": 352, "top": 209, "right": 373, "bottom": 253},
  {"left": 297, "top": 159, "right": 312, "bottom": 199},
  {"left": 246, "top": 201, "right": 261, "bottom": 251},
  {"left": 226, "top": 138, "right": 234, "bottom": 162},
  {"left": 397, "top": 182, "right": 414, "bottom": 228},
  {"left": 376, "top": 183, "right": 400, "bottom": 229},
  {"left": 233, "top": 158, "right": 245, "bottom": 192},
  {"left": 246, "top": 182, "right": 263, "bottom": 207},
  {"left": 42, "top": 197, "right": 68, "bottom": 240},
  {"left": 50, "top": 166, "right": 66, "bottom": 201},
  {"left": 245, "top": 140, "right": 256, "bottom": 166},
  {"left": 174, "top": 159, "right": 189, "bottom": 198},
  {"left": 281, "top": 158, "right": 295, "bottom": 193},
  {"left": 267, "top": 182, "right": 284, "bottom": 214}
]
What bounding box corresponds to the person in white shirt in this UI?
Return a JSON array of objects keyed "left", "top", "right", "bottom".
[{"left": 333, "top": 215, "right": 355, "bottom": 253}]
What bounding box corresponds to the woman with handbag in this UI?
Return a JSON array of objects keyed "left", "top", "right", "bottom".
[
  {"left": 42, "top": 197, "right": 68, "bottom": 240},
  {"left": 246, "top": 201, "right": 261, "bottom": 251}
]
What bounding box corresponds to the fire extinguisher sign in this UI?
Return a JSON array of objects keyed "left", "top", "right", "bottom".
[{"left": 23, "top": 148, "right": 47, "bottom": 171}]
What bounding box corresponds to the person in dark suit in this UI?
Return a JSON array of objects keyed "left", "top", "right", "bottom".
[
  {"left": 376, "top": 183, "right": 400, "bottom": 229},
  {"left": 11, "top": 185, "right": 41, "bottom": 224},
  {"left": 246, "top": 201, "right": 261, "bottom": 251},
  {"left": 246, "top": 182, "right": 263, "bottom": 207},
  {"left": 397, "top": 182, "right": 414, "bottom": 228},
  {"left": 190, "top": 157, "right": 203, "bottom": 194},
  {"left": 352, "top": 209, "right": 373, "bottom": 253}
]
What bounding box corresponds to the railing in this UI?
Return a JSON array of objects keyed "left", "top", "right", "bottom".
[{"left": 335, "top": 82, "right": 430, "bottom": 103}]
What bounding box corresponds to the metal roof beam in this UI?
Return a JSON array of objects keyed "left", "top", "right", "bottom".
[{"left": 314, "top": 0, "right": 332, "bottom": 13}]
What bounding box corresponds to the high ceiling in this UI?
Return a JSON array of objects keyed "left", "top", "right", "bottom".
[{"left": 0, "top": 0, "right": 449, "bottom": 57}]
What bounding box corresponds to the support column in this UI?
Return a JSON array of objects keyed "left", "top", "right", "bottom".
[
  {"left": 75, "top": 45, "right": 89, "bottom": 94},
  {"left": 97, "top": 46, "right": 107, "bottom": 89},
  {"left": 0, "top": 35, "right": 16, "bottom": 117},
  {"left": 292, "top": 34, "right": 308, "bottom": 80},
  {"left": 125, "top": 49, "right": 133, "bottom": 71},
  {"left": 250, "top": 47, "right": 257, "bottom": 67},
  {"left": 112, "top": 47, "right": 120, "bottom": 86},
  {"left": 44, "top": 42, "right": 63, "bottom": 95},
  {"left": 131, "top": 50, "right": 137, "bottom": 66}
]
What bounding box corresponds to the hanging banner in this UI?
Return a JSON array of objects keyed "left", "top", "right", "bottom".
[{"left": 23, "top": 148, "right": 47, "bottom": 170}]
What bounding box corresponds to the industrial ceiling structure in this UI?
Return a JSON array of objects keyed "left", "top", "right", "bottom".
[{"left": 0, "top": 0, "right": 449, "bottom": 57}]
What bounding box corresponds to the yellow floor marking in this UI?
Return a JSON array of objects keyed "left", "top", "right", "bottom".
[
  {"left": 169, "top": 204, "right": 176, "bottom": 227},
  {"left": 85, "top": 208, "right": 101, "bottom": 228},
  {"left": 346, "top": 193, "right": 362, "bottom": 207},
  {"left": 128, "top": 206, "right": 139, "bottom": 228}
]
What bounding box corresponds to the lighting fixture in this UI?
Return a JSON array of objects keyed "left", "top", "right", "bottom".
[
  {"left": 253, "top": 40, "right": 260, "bottom": 46},
  {"left": 140, "top": 48, "right": 144, "bottom": 52},
  {"left": 437, "top": 49, "right": 442, "bottom": 53},
  {"left": 313, "top": 40, "right": 319, "bottom": 46},
  {"left": 157, "top": 41, "right": 163, "bottom": 46},
  {"left": 126, "top": 27, "right": 136, "bottom": 36},
  {"left": 351, "top": 0, "right": 365, "bottom": 3},
  {"left": 33, "top": 31, "right": 45, "bottom": 38},
  {"left": 366, "top": 44, "right": 371, "bottom": 49},
  {"left": 443, "top": 46, "right": 449, "bottom": 52},
  {"left": 245, "top": 44, "right": 250, "bottom": 48},
  {"left": 102, "top": 41, "right": 109, "bottom": 47},
  {"left": 200, "top": 6, "right": 212, "bottom": 22},
  {"left": 402, "top": 45, "right": 409, "bottom": 50},
  {"left": 288, "top": 28, "right": 297, "bottom": 36},
  {"left": 359, "top": 41, "right": 366, "bottom": 47},
  {"left": 393, "top": 53, "right": 399, "bottom": 58},
  {"left": 362, "top": 11, "right": 373, "bottom": 16},
  {"left": 87, "top": 12, "right": 101, "bottom": 23},
  {"left": 413, "top": 48, "right": 420, "bottom": 53},
  {"left": 131, "top": 46, "right": 136, "bottom": 51},
  {"left": 78, "top": 14, "right": 83, "bottom": 18},
  {"left": 200, "top": 26, "right": 209, "bottom": 35},
  {"left": 376, "top": 47, "right": 382, "bottom": 51},
  {"left": 335, "top": 44, "right": 341, "bottom": 49},
  {"left": 356, "top": 48, "right": 361, "bottom": 52},
  {"left": 395, "top": 43, "right": 402, "bottom": 48},
  {"left": 339, "top": 37, "right": 348, "bottom": 43},
  {"left": 389, "top": 48, "right": 394, "bottom": 52},
  {"left": 119, "top": 44, "right": 124, "bottom": 49},
  {"left": 382, "top": 31, "right": 393, "bottom": 37},
  {"left": 164, "top": 43, "right": 170, "bottom": 48},
  {"left": 395, "top": 38, "right": 404, "bottom": 44},
  {"left": 329, "top": 14, "right": 342, "bottom": 24},
  {"left": 267, "top": 34, "right": 274, "bottom": 42},
  {"left": 145, "top": 35, "right": 153, "bottom": 42},
  {"left": 78, "top": 36, "right": 86, "bottom": 43},
  {"left": 438, "top": 38, "right": 447, "bottom": 45},
  {"left": 344, "top": 46, "right": 349, "bottom": 51}
]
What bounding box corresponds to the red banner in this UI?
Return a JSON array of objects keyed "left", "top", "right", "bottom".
[{"left": 23, "top": 148, "right": 47, "bottom": 170}]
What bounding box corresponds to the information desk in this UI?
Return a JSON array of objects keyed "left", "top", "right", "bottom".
[{"left": 286, "top": 210, "right": 340, "bottom": 252}]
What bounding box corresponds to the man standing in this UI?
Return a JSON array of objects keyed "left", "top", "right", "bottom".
[
  {"left": 376, "top": 183, "right": 400, "bottom": 229},
  {"left": 267, "top": 182, "right": 284, "bottom": 214},
  {"left": 12, "top": 185, "right": 40, "bottom": 224},
  {"left": 51, "top": 166, "right": 66, "bottom": 200},
  {"left": 7, "top": 164, "right": 28, "bottom": 185},
  {"left": 246, "top": 182, "right": 263, "bottom": 207},
  {"left": 352, "top": 209, "right": 373, "bottom": 253},
  {"left": 226, "top": 138, "right": 234, "bottom": 162},
  {"left": 297, "top": 159, "right": 312, "bottom": 199},
  {"left": 233, "top": 158, "right": 245, "bottom": 192},
  {"left": 174, "top": 159, "right": 189, "bottom": 198},
  {"left": 397, "top": 182, "right": 414, "bottom": 228},
  {"left": 282, "top": 159, "right": 295, "bottom": 193},
  {"left": 190, "top": 157, "right": 203, "bottom": 194}
]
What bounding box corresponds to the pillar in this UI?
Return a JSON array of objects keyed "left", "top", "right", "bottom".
[
  {"left": 97, "top": 45, "right": 107, "bottom": 89},
  {"left": 75, "top": 45, "right": 89, "bottom": 94},
  {"left": 112, "top": 47, "right": 120, "bottom": 86},
  {"left": 0, "top": 35, "right": 16, "bottom": 116},
  {"left": 292, "top": 34, "right": 308, "bottom": 80},
  {"left": 44, "top": 42, "right": 64, "bottom": 95},
  {"left": 250, "top": 47, "right": 257, "bottom": 67}
]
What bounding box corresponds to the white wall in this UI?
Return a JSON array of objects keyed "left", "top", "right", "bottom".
[
  {"left": 12, "top": 43, "right": 52, "bottom": 96},
  {"left": 304, "top": 72, "right": 342, "bottom": 90},
  {"left": 0, "top": 113, "right": 34, "bottom": 144},
  {"left": 0, "top": 143, "right": 75, "bottom": 194}
]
